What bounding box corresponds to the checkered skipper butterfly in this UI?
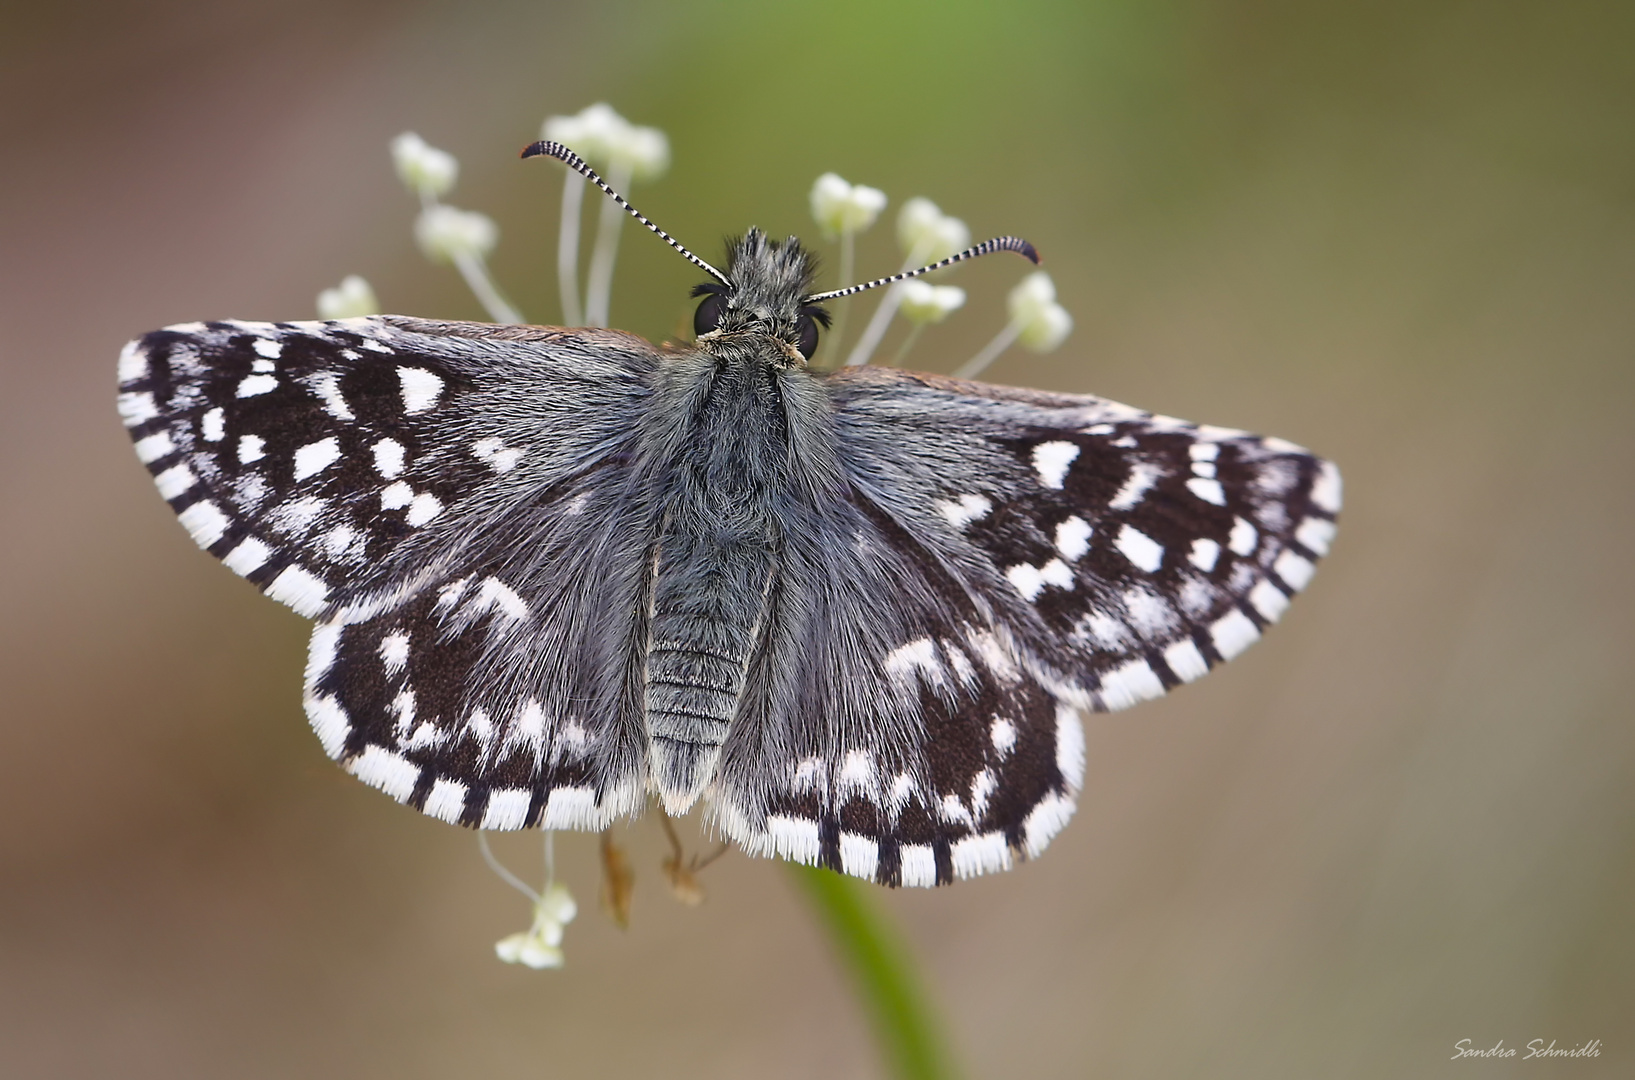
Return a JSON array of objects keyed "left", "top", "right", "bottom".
[{"left": 117, "top": 141, "right": 1339, "bottom": 887}]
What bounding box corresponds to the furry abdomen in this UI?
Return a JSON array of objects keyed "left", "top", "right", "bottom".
[{"left": 641, "top": 338, "right": 810, "bottom": 811}]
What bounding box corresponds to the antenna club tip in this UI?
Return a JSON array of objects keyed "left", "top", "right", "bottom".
[
  {"left": 520, "top": 140, "right": 549, "bottom": 160},
  {"left": 1015, "top": 238, "right": 1042, "bottom": 265}
]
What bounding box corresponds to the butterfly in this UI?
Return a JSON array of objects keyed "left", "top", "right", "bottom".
[{"left": 116, "top": 141, "right": 1339, "bottom": 887}]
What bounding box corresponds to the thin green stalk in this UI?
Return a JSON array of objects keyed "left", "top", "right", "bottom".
[{"left": 790, "top": 864, "right": 960, "bottom": 1080}]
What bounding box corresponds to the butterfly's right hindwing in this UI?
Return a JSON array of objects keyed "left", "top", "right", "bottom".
[{"left": 120, "top": 316, "right": 662, "bottom": 827}]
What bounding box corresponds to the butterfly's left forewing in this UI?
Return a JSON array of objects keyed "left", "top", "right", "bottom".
[{"left": 120, "top": 316, "right": 663, "bottom": 828}]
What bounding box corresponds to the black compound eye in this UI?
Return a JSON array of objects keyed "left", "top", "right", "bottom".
[
  {"left": 794, "top": 313, "right": 821, "bottom": 359},
  {"left": 693, "top": 292, "right": 727, "bottom": 337}
]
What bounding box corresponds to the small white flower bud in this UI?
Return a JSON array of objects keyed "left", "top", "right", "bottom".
[
  {"left": 414, "top": 205, "right": 497, "bottom": 263},
  {"left": 609, "top": 124, "right": 670, "bottom": 183},
  {"left": 315, "top": 275, "right": 379, "bottom": 319},
  {"left": 810, "top": 173, "right": 888, "bottom": 239},
  {"left": 390, "top": 132, "right": 458, "bottom": 198},
  {"left": 897, "top": 281, "right": 966, "bottom": 324},
  {"left": 494, "top": 882, "right": 577, "bottom": 970},
  {"left": 544, "top": 103, "right": 669, "bottom": 181},
  {"left": 897, "top": 197, "right": 971, "bottom": 263},
  {"left": 1008, "top": 271, "right": 1073, "bottom": 351}
]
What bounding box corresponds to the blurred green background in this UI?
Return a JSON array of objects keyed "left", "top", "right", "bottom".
[{"left": 2, "top": 0, "right": 1631, "bottom": 1076}]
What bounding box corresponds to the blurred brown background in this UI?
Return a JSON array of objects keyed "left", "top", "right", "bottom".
[{"left": 2, "top": 0, "right": 1631, "bottom": 1076}]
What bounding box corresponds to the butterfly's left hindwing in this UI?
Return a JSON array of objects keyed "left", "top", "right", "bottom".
[{"left": 120, "top": 316, "right": 662, "bottom": 827}]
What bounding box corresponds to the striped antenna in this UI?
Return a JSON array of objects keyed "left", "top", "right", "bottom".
[
  {"left": 521, "top": 139, "right": 730, "bottom": 287},
  {"left": 804, "top": 236, "right": 1040, "bottom": 303}
]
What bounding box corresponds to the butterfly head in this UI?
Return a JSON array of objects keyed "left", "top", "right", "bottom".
[{"left": 691, "top": 229, "right": 830, "bottom": 362}]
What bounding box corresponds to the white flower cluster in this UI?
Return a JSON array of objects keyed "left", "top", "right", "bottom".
[
  {"left": 896, "top": 196, "right": 971, "bottom": 264},
  {"left": 543, "top": 102, "right": 670, "bottom": 183},
  {"left": 810, "top": 173, "right": 886, "bottom": 239},
  {"left": 543, "top": 104, "right": 670, "bottom": 326},
  {"left": 390, "top": 132, "right": 458, "bottom": 199},
  {"left": 315, "top": 274, "right": 378, "bottom": 319},
  {"left": 805, "top": 175, "right": 1072, "bottom": 372},
  {"left": 494, "top": 883, "right": 578, "bottom": 970},
  {"left": 1008, "top": 271, "right": 1073, "bottom": 351}
]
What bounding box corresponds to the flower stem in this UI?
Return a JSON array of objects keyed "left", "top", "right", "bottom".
[
  {"left": 845, "top": 243, "right": 932, "bottom": 367},
  {"left": 452, "top": 251, "right": 524, "bottom": 325},
  {"left": 889, "top": 321, "right": 928, "bottom": 369},
  {"left": 824, "top": 231, "right": 856, "bottom": 365},
  {"left": 789, "top": 864, "right": 960, "bottom": 1080},
  {"left": 952, "top": 318, "right": 1022, "bottom": 380},
  {"left": 584, "top": 162, "right": 633, "bottom": 327},
  {"left": 557, "top": 171, "right": 586, "bottom": 326}
]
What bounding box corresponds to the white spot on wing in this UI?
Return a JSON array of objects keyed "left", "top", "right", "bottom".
[
  {"left": 1055, "top": 516, "right": 1092, "bottom": 561},
  {"left": 222, "top": 537, "right": 271, "bottom": 575},
  {"left": 482, "top": 789, "right": 532, "bottom": 830},
  {"left": 310, "top": 373, "right": 354, "bottom": 420},
  {"left": 1249, "top": 578, "right": 1290, "bottom": 622},
  {"left": 236, "top": 374, "right": 278, "bottom": 398},
  {"left": 380, "top": 481, "right": 413, "bottom": 509},
  {"left": 397, "top": 367, "right": 444, "bottom": 413},
  {"left": 1295, "top": 517, "right": 1336, "bottom": 557},
  {"left": 1163, "top": 638, "right": 1210, "bottom": 683},
  {"left": 237, "top": 435, "right": 265, "bottom": 465},
  {"left": 265, "top": 565, "right": 329, "bottom": 617},
  {"left": 154, "top": 464, "right": 197, "bottom": 499},
  {"left": 543, "top": 786, "right": 604, "bottom": 829},
  {"left": 936, "top": 493, "right": 992, "bottom": 529},
  {"left": 840, "top": 833, "right": 879, "bottom": 880},
  {"left": 252, "top": 337, "right": 282, "bottom": 359},
  {"left": 349, "top": 745, "right": 419, "bottom": 803},
  {"left": 424, "top": 779, "right": 468, "bottom": 823},
  {"left": 406, "top": 492, "right": 443, "bottom": 527},
  {"left": 476, "top": 577, "right": 529, "bottom": 621},
  {"left": 379, "top": 631, "right": 410, "bottom": 675},
  {"left": 118, "top": 341, "right": 149, "bottom": 383},
  {"left": 1007, "top": 563, "right": 1046, "bottom": 601},
  {"left": 303, "top": 692, "right": 350, "bottom": 759},
  {"left": 134, "top": 432, "right": 175, "bottom": 463},
  {"left": 472, "top": 437, "right": 523, "bottom": 473},
  {"left": 990, "top": 718, "right": 1017, "bottom": 754},
  {"left": 372, "top": 439, "right": 406, "bottom": 479},
  {"left": 1189, "top": 537, "right": 1221, "bottom": 572},
  {"left": 1032, "top": 441, "right": 1079, "bottom": 489},
  {"left": 1109, "top": 462, "right": 1162, "bottom": 510},
  {"left": 951, "top": 832, "right": 1010, "bottom": 879},
  {"left": 1186, "top": 477, "right": 1227, "bottom": 505},
  {"left": 900, "top": 845, "right": 937, "bottom": 888},
  {"left": 117, "top": 391, "right": 157, "bottom": 426},
  {"left": 1099, "top": 658, "right": 1166, "bottom": 710},
  {"left": 1055, "top": 704, "right": 1085, "bottom": 791},
  {"left": 1023, "top": 793, "right": 1076, "bottom": 859},
  {"left": 177, "top": 500, "right": 229, "bottom": 548},
  {"left": 768, "top": 815, "right": 821, "bottom": 865},
  {"left": 1210, "top": 609, "right": 1260, "bottom": 660},
  {"left": 1229, "top": 516, "right": 1258, "bottom": 556},
  {"left": 1189, "top": 442, "right": 1219, "bottom": 462},
  {"left": 1310, "top": 460, "right": 1343, "bottom": 513},
  {"left": 201, "top": 407, "right": 225, "bottom": 442},
  {"left": 1274, "top": 549, "right": 1316, "bottom": 591},
  {"left": 292, "top": 437, "right": 341, "bottom": 482},
  {"left": 1114, "top": 524, "right": 1164, "bottom": 573},
  {"left": 884, "top": 638, "right": 944, "bottom": 688}
]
